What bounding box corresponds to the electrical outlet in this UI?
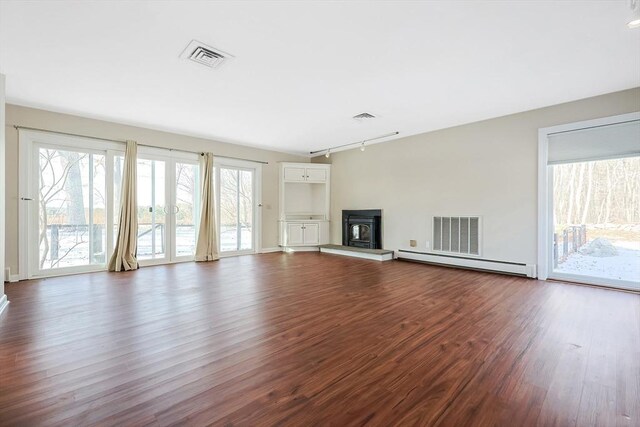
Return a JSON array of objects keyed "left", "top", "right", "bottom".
[
  {"left": 409, "top": 240, "right": 417, "bottom": 247},
  {"left": 425, "top": 240, "right": 430, "bottom": 249}
]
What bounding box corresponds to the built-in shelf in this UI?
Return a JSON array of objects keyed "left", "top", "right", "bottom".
[{"left": 279, "top": 162, "right": 331, "bottom": 249}]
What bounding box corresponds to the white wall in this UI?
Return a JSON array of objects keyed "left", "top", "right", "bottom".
[
  {"left": 5, "top": 105, "right": 308, "bottom": 277},
  {"left": 314, "top": 87, "right": 640, "bottom": 265}
]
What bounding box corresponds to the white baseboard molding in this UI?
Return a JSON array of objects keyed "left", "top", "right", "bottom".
[
  {"left": 320, "top": 247, "right": 394, "bottom": 262},
  {"left": 0, "top": 295, "right": 9, "bottom": 316},
  {"left": 260, "top": 247, "right": 283, "bottom": 254},
  {"left": 4, "top": 268, "right": 19, "bottom": 283},
  {"left": 396, "top": 250, "right": 537, "bottom": 278}
]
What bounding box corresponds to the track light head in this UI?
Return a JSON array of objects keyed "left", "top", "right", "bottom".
[
  {"left": 325, "top": 149, "right": 331, "bottom": 158},
  {"left": 360, "top": 142, "right": 366, "bottom": 152}
]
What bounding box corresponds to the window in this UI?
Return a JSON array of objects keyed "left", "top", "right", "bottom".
[
  {"left": 551, "top": 157, "right": 640, "bottom": 285},
  {"left": 19, "top": 131, "right": 203, "bottom": 278},
  {"left": 540, "top": 114, "right": 640, "bottom": 291},
  {"left": 37, "top": 147, "right": 108, "bottom": 270},
  {"left": 218, "top": 166, "right": 255, "bottom": 253},
  {"left": 19, "top": 131, "right": 124, "bottom": 277}
]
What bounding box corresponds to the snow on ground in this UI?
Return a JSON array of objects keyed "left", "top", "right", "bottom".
[{"left": 556, "top": 240, "right": 640, "bottom": 283}]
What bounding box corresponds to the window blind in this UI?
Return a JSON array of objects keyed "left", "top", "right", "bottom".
[{"left": 547, "top": 119, "right": 640, "bottom": 165}]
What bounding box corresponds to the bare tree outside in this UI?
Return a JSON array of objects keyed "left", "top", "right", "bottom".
[
  {"left": 38, "top": 151, "right": 202, "bottom": 269},
  {"left": 219, "top": 168, "right": 253, "bottom": 251},
  {"left": 38, "top": 148, "right": 108, "bottom": 269},
  {"left": 175, "top": 162, "right": 199, "bottom": 256}
]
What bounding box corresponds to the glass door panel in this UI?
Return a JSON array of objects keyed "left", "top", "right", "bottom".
[
  {"left": 551, "top": 157, "right": 640, "bottom": 289},
  {"left": 28, "top": 139, "right": 202, "bottom": 277},
  {"left": 37, "top": 147, "right": 106, "bottom": 271},
  {"left": 113, "top": 155, "right": 124, "bottom": 246},
  {"left": 175, "top": 162, "right": 199, "bottom": 258},
  {"left": 239, "top": 169, "right": 253, "bottom": 251},
  {"left": 91, "top": 154, "right": 107, "bottom": 265},
  {"left": 220, "top": 168, "right": 239, "bottom": 252},
  {"left": 137, "top": 158, "right": 167, "bottom": 261},
  {"left": 219, "top": 166, "right": 254, "bottom": 254}
]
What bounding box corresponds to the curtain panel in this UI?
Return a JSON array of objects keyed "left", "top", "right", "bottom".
[
  {"left": 195, "top": 152, "right": 219, "bottom": 262},
  {"left": 108, "top": 140, "right": 139, "bottom": 271}
]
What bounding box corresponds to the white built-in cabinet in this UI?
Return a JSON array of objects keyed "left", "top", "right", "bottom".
[
  {"left": 283, "top": 166, "right": 328, "bottom": 182},
  {"left": 279, "top": 162, "right": 330, "bottom": 249}
]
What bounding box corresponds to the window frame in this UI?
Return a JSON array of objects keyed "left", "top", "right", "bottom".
[
  {"left": 19, "top": 130, "right": 123, "bottom": 279},
  {"left": 537, "top": 112, "right": 640, "bottom": 291}
]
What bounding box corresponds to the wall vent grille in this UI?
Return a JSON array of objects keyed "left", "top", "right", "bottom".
[
  {"left": 180, "top": 40, "right": 233, "bottom": 69},
  {"left": 433, "top": 216, "right": 481, "bottom": 256}
]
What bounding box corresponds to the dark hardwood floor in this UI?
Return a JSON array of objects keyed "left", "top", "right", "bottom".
[{"left": 0, "top": 253, "right": 638, "bottom": 426}]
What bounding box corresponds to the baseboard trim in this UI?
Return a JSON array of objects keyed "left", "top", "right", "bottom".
[
  {"left": 4, "top": 268, "right": 19, "bottom": 283},
  {"left": 396, "top": 250, "right": 536, "bottom": 278},
  {"left": 260, "top": 247, "right": 283, "bottom": 254},
  {"left": 0, "top": 295, "right": 9, "bottom": 317}
]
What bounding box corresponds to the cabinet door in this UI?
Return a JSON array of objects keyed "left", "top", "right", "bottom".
[
  {"left": 303, "top": 223, "right": 319, "bottom": 245},
  {"left": 283, "top": 167, "right": 307, "bottom": 182},
  {"left": 286, "top": 223, "right": 305, "bottom": 245},
  {"left": 305, "top": 168, "right": 326, "bottom": 182}
]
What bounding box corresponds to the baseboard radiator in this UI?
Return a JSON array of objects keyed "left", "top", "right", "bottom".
[{"left": 396, "top": 250, "right": 537, "bottom": 278}]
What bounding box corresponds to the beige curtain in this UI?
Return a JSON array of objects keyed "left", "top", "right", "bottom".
[
  {"left": 108, "top": 140, "right": 139, "bottom": 271},
  {"left": 195, "top": 153, "right": 219, "bottom": 262}
]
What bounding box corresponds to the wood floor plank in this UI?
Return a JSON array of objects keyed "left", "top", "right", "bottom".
[{"left": 0, "top": 252, "right": 638, "bottom": 426}]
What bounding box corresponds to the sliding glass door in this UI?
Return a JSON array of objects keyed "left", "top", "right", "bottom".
[
  {"left": 22, "top": 130, "right": 260, "bottom": 278},
  {"left": 36, "top": 145, "right": 109, "bottom": 274},
  {"left": 136, "top": 158, "right": 167, "bottom": 263},
  {"left": 27, "top": 138, "right": 200, "bottom": 277},
  {"left": 550, "top": 157, "right": 640, "bottom": 289},
  {"left": 544, "top": 116, "right": 640, "bottom": 291},
  {"left": 216, "top": 163, "right": 258, "bottom": 256},
  {"left": 136, "top": 153, "right": 200, "bottom": 266}
]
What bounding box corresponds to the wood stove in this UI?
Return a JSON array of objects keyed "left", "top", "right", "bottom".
[{"left": 342, "top": 209, "right": 382, "bottom": 249}]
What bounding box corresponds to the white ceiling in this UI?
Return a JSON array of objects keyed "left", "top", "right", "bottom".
[{"left": 1, "top": 1, "right": 639, "bottom": 155}]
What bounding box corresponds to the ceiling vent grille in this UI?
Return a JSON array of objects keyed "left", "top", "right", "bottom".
[
  {"left": 353, "top": 112, "right": 376, "bottom": 121},
  {"left": 180, "top": 40, "right": 233, "bottom": 69}
]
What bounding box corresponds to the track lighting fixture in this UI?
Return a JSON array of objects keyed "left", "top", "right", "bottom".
[{"left": 310, "top": 131, "right": 399, "bottom": 157}]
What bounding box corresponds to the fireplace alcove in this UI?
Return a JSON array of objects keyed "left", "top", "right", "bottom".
[{"left": 342, "top": 209, "right": 382, "bottom": 249}]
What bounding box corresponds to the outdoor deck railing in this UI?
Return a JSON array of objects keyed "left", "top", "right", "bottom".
[
  {"left": 553, "top": 225, "right": 587, "bottom": 267},
  {"left": 45, "top": 223, "right": 197, "bottom": 262}
]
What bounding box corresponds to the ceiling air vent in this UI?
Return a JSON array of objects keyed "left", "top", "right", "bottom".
[
  {"left": 180, "top": 40, "right": 233, "bottom": 69},
  {"left": 353, "top": 112, "right": 376, "bottom": 121}
]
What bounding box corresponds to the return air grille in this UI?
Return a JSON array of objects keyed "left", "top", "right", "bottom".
[
  {"left": 180, "top": 40, "right": 233, "bottom": 69},
  {"left": 433, "top": 216, "right": 480, "bottom": 256}
]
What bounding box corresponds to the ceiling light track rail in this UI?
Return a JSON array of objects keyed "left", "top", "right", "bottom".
[
  {"left": 309, "top": 131, "right": 400, "bottom": 156},
  {"left": 12, "top": 125, "right": 268, "bottom": 164}
]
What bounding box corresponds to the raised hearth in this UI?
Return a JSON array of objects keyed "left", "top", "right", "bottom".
[{"left": 319, "top": 244, "right": 394, "bottom": 261}]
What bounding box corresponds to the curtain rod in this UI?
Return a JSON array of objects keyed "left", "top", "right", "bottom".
[
  {"left": 12, "top": 125, "right": 269, "bottom": 165},
  {"left": 309, "top": 131, "right": 400, "bottom": 155}
]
